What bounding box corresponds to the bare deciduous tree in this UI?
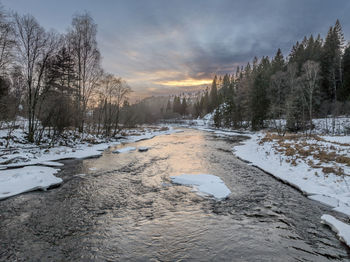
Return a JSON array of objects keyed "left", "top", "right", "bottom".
[
  {"left": 0, "top": 6, "right": 14, "bottom": 75},
  {"left": 68, "top": 13, "right": 101, "bottom": 133},
  {"left": 13, "top": 13, "right": 59, "bottom": 142}
]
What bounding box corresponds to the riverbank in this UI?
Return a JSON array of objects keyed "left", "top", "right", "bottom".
[
  {"left": 0, "top": 125, "right": 181, "bottom": 200},
  {"left": 233, "top": 132, "right": 350, "bottom": 247},
  {"left": 179, "top": 114, "right": 350, "bottom": 248}
]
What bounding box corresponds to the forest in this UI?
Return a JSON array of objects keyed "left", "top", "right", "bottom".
[
  {"left": 189, "top": 20, "right": 350, "bottom": 133},
  {"left": 1, "top": 2, "right": 349, "bottom": 146},
  {"left": 0, "top": 8, "right": 134, "bottom": 144}
]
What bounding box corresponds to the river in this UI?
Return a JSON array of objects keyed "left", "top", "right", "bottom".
[{"left": 0, "top": 129, "right": 349, "bottom": 261}]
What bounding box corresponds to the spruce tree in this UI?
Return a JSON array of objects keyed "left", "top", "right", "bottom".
[
  {"left": 181, "top": 97, "right": 187, "bottom": 115},
  {"left": 166, "top": 99, "right": 171, "bottom": 112},
  {"left": 209, "top": 75, "right": 218, "bottom": 111},
  {"left": 271, "top": 48, "right": 285, "bottom": 73},
  {"left": 340, "top": 44, "right": 350, "bottom": 101}
]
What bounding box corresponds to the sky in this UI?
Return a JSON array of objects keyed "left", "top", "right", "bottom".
[{"left": 2, "top": 0, "right": 350, "bottom": 100}]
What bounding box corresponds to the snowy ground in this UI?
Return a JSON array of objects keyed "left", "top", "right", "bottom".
[{"left": 0, "top": 125, "right": 181, "bottom": 200}]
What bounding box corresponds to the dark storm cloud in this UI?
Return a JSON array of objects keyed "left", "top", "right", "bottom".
[{"left": 3, "top": 0, "right": 350, "bottom": 96}]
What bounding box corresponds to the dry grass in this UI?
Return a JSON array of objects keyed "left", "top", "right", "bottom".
[{"left": 260, "top": 132, "right": 350, "bottom": 176}]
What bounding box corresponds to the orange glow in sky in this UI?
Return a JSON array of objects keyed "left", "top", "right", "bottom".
[{"left": 155, "top": 78, "right": 212, "bottom": 87}]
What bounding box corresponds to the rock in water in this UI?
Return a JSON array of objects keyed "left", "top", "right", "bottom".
[{"left": 138, "top": 147, "right": 149, "bottom": 152}]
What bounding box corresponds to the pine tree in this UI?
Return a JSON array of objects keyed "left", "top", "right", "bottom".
[
  {"left": 166, "top": 99, "right": 171, "bottom": 112},
  {"left": 320, "top": 20, "right": 344, "bottom": 122},
  {"left": 209, "top": 75, "right": 218, "bottom": 111},
  {"left": 340, "top": 44, "right": 350, "bottom": 101},
  {"left": 271, "top": 48, "right": 284, "bottom": 73},
  {"left": 181, "top": 97, "right": 187, "bottom": 115},
  {"left": 203, "top": 90, "right": 209, "bottom": 114},
  {"left": 221, "top": 74, "right": 230, "bottom": 98}
]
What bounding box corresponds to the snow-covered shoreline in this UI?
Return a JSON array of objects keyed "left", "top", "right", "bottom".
[
  {"left": 233, "top": 132, "right": 350, "bottom": 247},
  {"left": 0, "top": 126, "right": 181, "bottom": 200}
]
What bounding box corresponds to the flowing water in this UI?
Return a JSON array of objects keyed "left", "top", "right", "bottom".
[{"left": 1, "top": 129, "right": 349, "bottom": 261}]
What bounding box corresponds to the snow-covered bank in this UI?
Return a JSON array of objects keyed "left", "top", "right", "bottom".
[
  {"left": 233, "top": 133, "right": 350, "bottom": 214},
  {"left": 0, "top": 166, "right": 62, "bottom": 200},
  {"left": 0, "top": 126, "right": 180, "bottom": 200},
  {"left": 0, "top": 126, "right": 179, "bottom": 169},
  {"left": 233, "top": 132, "right": 350, "bottom": 247},
  {"left": 170, "top": 174, "right": 231, "bottom": 200}
]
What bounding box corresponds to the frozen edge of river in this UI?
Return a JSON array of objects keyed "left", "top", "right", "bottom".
[
  {"left": 233, "top": 133, "right": 350, "bottom": 248},
  {"left": 0, "top": 127, "right": 183, "bottom": 201}
]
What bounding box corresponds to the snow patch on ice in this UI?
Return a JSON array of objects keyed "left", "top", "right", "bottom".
[
  {"left": 39, "top": 161, "right": 64, "bottom": 167},
  {"left": 321, "top": 214, "right": 350, "bottom": 247},
  {"left": 170, "top": 174, "right": 231, "bottom": 200},
  {"left": 113, "top": 146, "right": 136, "bottom": 153},
  {"left": 0, "top": 166, "right": 62, "bottom": 200}
]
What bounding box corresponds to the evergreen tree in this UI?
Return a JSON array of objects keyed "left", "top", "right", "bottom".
[
  {"left": 320, "top": 22, "right": 344, "bottom": 103},
  {"left": 181, "top": 97, "right": 187, "bottom": 115},
  {"left": 221, "top": 74, "right": 230, "bottom": 98},
  {"left": 203, "top": 90, "right": 209, "bottom": 114},
  {"left": 166, "top": 99, "right": 171, "bottom": 112},
  {"left": 271, "top": 48, "right": 285, "bottom": 73},
  {"left": 250, "top": 58, "right": 271, "bottom": 130},
  {"left": 209, "top": 75, "right": 218, "bottom": 111},
  {"left": 340, "top": 44, "right": 350, "bottom": 101}
]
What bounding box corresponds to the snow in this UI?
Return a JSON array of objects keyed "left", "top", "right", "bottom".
[
  {"left": 39, "top": 161, "right": 64, "bottom": 167},
  {"left": 233, "top": 133, "right": 350, "bottom": 214},
  {"left": 321, "top": 214, "right": 350, "bottom": 246},
  {"left": 170, "top": 174, "right": 231, "bottom": 200},
  {"left": 321, "top": 135, "right": 350, "bottom": 144},
  {"left": 113, "top": 146, "right": 136, "bottom": 153},
  {"left": 308, "top": 195, "right": 340, "bottom": 208},
  {"left": 0, "top": 142, "right": 111, "bottom": 169},
  {"left": 0, "top": 166, "right": 62, "bottom": 200}
]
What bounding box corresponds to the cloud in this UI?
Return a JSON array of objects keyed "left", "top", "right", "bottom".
[{"left": 3, "top": 0, "right": 350, "bottom": 97}]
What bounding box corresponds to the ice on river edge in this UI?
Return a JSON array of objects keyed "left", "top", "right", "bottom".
[
  {"left": 232, "top": 132, "right": 350, "bottom": 247},
  {"left": 0, "top": 126, "right": 180, "bottom": 200},
  {"left": 113, "top": 146, "right": 136, "bottom": 153},
  {"left": 0, "top": 166, "right": 62, "bottom": 200},
  {"left": 321, "top": 214, "right": 350, "bottom": 247},
  {"left": 170, "top": 174, "right": 231, "bottom": 200}
]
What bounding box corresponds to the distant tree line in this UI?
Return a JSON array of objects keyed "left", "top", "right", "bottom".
[
  {"left": 0, "top": 6, "right": 131, "bottom": 144},
  {"left": 195, "top": 20, "right": 350, "bottom": 134}
]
